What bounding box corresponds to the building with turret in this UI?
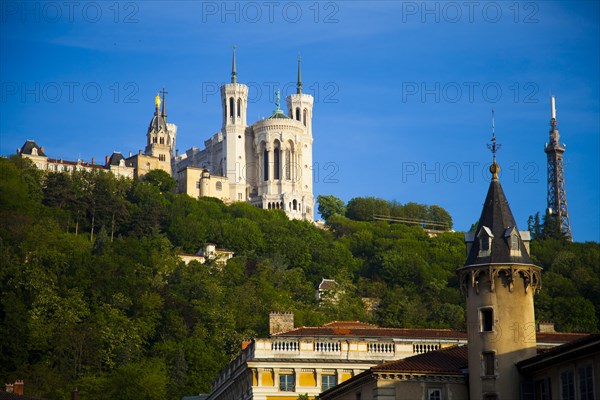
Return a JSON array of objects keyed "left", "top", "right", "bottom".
[{"left": 174, "top": 49, "right": 315, "bottom": 221}]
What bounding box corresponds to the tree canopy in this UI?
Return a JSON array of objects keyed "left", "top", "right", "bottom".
[{"left": 1, "top": 157, "right": 598, "bottom": 399}]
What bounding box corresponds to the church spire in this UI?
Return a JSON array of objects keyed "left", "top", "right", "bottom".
[
  {"left": 487, "top": 109, "right": 501, "bottom": 180},
  {"left": 296, "top": 54, "right": 302, "bottom": 94},
  {"left": 231, "top": 45, "right": 237, "bottom": 83}
]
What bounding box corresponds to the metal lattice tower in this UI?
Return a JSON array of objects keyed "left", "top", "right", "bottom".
[{"left": 544, "top": 96, "right": 572, "bottom": 240}]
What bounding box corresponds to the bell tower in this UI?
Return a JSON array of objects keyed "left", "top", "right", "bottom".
[
  {"left": 145, "top": 89, "right": 173, "bottom": 174},
  {"left": 458, "top": 119, "right": 542, "bottom": 400},
  {"left": 220, "top": 45, "right": 249, "bottom": 201},
  {"left": 285, "top": 55, "right": 314, "bottom": 220}
]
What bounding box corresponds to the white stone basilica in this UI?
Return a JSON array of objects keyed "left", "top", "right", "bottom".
[
  {"left": 173, "top": 48, "right": 315, "bottom": 221},
  {"left": 17, "top": 48, "right": 315, "bottom": 222}
]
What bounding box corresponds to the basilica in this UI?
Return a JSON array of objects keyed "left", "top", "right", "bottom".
[
  {"left": 17, "top": 48, "right": 315, "bottom": 222},
  {"left": 167, "top": 48, "right": 314, "bottom": 221}
]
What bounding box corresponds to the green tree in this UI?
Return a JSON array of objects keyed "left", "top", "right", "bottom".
[
  {"left": 317, "top": 195, "right": 346, "bottom": 222},
  {"left": 143, "top": 169, "right": 177, "bottom": 193}
]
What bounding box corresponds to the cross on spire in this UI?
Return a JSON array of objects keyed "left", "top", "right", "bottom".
[{"left": 160, "top": 88, "right": 168, "bottom": 118}]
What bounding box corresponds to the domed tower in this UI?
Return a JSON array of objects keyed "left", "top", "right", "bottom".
[
  {"left": 220, "top": 45, "right": 249, "bottom": 201},
  {"left": 284, "top": 56, "right": 314, "bottom": 220},
  {"left": 145, "top": 90, "right": 174, "bottom": 174},
  {"left": 458, "top": 127, "right": 542, "bottom": 400}
]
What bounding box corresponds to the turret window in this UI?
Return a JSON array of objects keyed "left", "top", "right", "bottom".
[
  {"left": 295, "top": 107, "right": 300, "bottom": 121},
  {"left": 427, "top": 389, "right": 442, "bottom": 400},
  {"left": 237, "top": 98, "right": 241, "bottom": 118},
  {"left": 480, "top": 308, "right": 494, "bottom": 332},
  {"left": 505, "top": 227, "right": 522, "bottom": 257},
  {"left": 303, "top": 108, "right": 307, "bottom": 126},
  {"left": 482, "top": 352, "right": 496, "bottom": 377}
]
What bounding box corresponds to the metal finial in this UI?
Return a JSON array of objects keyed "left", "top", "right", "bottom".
[
  {"left": 487, "top": 109, "right": 501, "bottom": 179},
  {"left": 297, "top": 53, "right": 302, "bottom": 94},
  {"left": 231, "top": 45, "right": 237, "bottom": 83}
]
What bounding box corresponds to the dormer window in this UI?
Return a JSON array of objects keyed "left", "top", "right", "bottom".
[
  {"left": 478, "top": 226, "right": 493, "bottom": 257},
  {"left": 32, "top": 148, "right": 38, "bottom": 156},
  {"left": 504, "top": 227, "right": 521, "bottom": 257}
]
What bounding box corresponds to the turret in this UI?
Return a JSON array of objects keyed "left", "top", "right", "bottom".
[{"left": 458, "top": 122, "right": 542, "bottom": 400}]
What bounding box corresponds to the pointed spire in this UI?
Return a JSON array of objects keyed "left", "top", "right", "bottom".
[
  {"left": 231, "top": 45, "right": 237, "bottom": 83},
  {"left": 296, "top": 54, "right": 302, "bottom": 94},
  {"left": 160, "top": 88, "right": 168, "bottom": 118},
  {"left": 487, "top": 109, "right": 501, "bottom": 179}
]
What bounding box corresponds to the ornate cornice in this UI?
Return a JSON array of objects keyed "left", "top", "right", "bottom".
[{"left": 458, "top": 264, "right": 542, "bottom": 296}]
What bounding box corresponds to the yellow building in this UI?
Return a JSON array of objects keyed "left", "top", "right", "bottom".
[{"left": 207, "top": 313, "right": 471, "bottom": 400}]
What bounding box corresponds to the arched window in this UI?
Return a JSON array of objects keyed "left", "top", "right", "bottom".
[
  {"left": 295, "top": 107, "right": 300, "bottom": 121},
  {"left": 268, "top": 203, "right": 272, "bottom": 210},
  {"left": 263, "top": 148, "right": 269, "bottom": 181},
  {"left": 303, "top": 108, "right": 307, "bottom": 126},
  {"left": 160, "top": 137, "right": 164, "bottom": 144},
  {"left": 285, "top": 149, "right": 291, "bottom": 180},
  {"left": 273, "top": 142, "right": 281, "bottom": 180},
  {"left": 237, "top": 98, "right": 241, "bottom": 118},
  {"left": 229, "top": 97, "right": 234, "bottom": 119},
  {"left": 146, "top": 162, "right": 151, "bottom": 171},
  {"left": 293, "top": 199, "right": 297, "bottom": 211},
  {"left": 216, "top": 181, "right": 222, "bottom": 191}
]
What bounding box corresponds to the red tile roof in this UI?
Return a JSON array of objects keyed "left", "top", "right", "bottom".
[
  {"left": 274, "top": 326, "right": 467, "bottom": 339},
  {"left": 372, "top": 345, "right": 468, "bottom": 374},
  {"left": 536, "top": 332, "right": 589, "bottom": 343}
]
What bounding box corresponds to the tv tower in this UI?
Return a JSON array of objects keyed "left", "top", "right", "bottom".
[{"left": 544, "top": 96, "right": 572, "bottom": 240}]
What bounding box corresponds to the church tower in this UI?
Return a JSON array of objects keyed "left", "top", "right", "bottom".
[
  {"left": 284, "top": 56, "right": 314, "bottom": 220},
  {"left": 220, "top": 46, "right": 249, "bottom": 201},
  {"left": 145, "top": 89, "right": 175, "bottom": 174},
  {"left": 458, "top": 127, "right": 542, "bottom": 400}
]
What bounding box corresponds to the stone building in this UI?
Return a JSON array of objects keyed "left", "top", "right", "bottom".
[
  {"left": 173, "top": 49, "right": 314, "bottom": 221},
  {"left": 17, "top": 49, "right": 315, "bottom": 222}
]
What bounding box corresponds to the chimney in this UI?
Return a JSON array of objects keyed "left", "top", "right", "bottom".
[
  {"left": 91, "top": 157, "right": 95, "bottom": 165},
  {"left": 4, "top": 383, "right": 14, "bottom": 393},
  {"left": 13, "top": 380, "right": 24, "bottom": 395},
  {"left": 241, "top": 340, "right": 252, "bottom": 351},
  {"left": 105, "top": 155, "right": 110, "bottom": 165},
  {"left": 138, "top": 150, "right": 142, "bottom": 155},
  {"left": 71, "top": 387, "right": 79, "bottom": 400},
  {"left": 39, "top": 146, "right": 44, "bottom": 154},
  {"left": 269, "top": 312, "right": 294, "bottom": 335},
  {"left": 129, "top": 151, "right": 132, "bottom": 157},
  {"left": 537, "top": 321, "right": 556, "bottom": 333}
]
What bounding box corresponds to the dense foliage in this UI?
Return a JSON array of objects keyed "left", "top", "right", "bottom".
[{"left": 0, "top": 157, "right": 598, "bottom": 399}]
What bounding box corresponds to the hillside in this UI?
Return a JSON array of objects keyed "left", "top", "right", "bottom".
[{"left": 1, "top": 156, "right": 598, "bottom": 399}]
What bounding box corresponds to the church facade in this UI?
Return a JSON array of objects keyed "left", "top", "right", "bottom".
[{"left": 173, "top": 49, "right": 315, "bottom": 221}]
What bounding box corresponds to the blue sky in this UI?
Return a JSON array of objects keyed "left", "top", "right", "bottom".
[{"left": 1, "top": 1, "right": 598, "bottom": 242}]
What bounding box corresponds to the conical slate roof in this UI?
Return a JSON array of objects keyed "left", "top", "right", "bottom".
[{"left": 464, "top": 166, "right": 533, "bottom": 266}]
